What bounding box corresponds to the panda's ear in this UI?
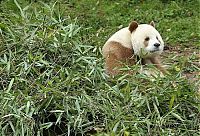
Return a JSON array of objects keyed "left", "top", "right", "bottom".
[
  {"left": 129, "top": 21, "right": 138, "bottom": 33},
  {"left": 150, "top": 21, "right": 155, "bottom": 27}
]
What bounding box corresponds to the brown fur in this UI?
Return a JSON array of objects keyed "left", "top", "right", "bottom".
[
  {"left": 103, "top": 41, "right": 166, "bottom": 76},
  {"left": 129, "top": 21, "right": 138, "bottom": 33},
  {"left": 103, "top": 41, "right": 135, "bottom": 75},
  {"left": 103, "top": 21, "right": 166, "bottom": 76},
  {"left": 149, "top": 56, "right": 167, "bottom": 74},
  {"left": 143, "top": 40, "right": 149, "bottom": 47},
  {"left": 150, "top": 21, "right": 155, "bottom": 27}
]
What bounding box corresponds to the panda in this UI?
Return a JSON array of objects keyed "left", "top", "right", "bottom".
[{"left": 102, "top": 21, "right": 166, "bottom": 76}]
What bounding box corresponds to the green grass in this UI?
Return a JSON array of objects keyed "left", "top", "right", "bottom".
[{"left": 0, "top": 0, "right": 199, "bottom": 135}]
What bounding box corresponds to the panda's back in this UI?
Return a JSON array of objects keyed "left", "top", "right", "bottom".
[{"left": 105, "top": 27, "right": 132, "bottom": 49}]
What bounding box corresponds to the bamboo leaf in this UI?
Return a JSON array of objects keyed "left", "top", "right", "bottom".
[{"left": 7, "top": 78, "right": 14, "bottom": 93}]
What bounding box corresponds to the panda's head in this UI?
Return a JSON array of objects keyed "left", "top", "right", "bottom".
[{"left": 129, "top": 21, "right": 164, "bottom": 57}]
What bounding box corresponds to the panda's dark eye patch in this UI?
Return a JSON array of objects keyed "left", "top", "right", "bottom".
[{"left": 145, "top": 37, "right": 150, "bottom": 41}]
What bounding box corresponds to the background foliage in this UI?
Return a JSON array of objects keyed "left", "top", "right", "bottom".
[{"left": 0, "top": 0, "right": 199, "bottom": 135}]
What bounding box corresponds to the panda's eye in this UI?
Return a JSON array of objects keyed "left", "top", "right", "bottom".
[{"left": 145, "top": 37, "right": 150, "bottom": 41}]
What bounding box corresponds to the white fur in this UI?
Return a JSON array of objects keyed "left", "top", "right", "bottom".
[
  {"left": 105, "top": 27, "right": 132, "bottom": 49},
  {"left": 105, "top": 24, "right": 164, "bottom": 57},
  {"left": 131, "top": 24, "right": 164, "bottom": 56}
]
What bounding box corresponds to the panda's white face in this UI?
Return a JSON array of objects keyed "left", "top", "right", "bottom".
[{"left": 131, "top": 24, "right": 164, "bottom": 57}]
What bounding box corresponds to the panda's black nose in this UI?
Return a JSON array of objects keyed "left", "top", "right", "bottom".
[{"left": 154, "top": 43, "right": 160, "bottom": 47}]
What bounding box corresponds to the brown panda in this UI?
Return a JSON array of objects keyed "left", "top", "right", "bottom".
[{"left": 102, "top": 21, "right": 166, "bottom": 76}]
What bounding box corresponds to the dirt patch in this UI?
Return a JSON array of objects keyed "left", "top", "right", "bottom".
[{"left": 163, "top": 44, "right": 200, "bottom": 92}]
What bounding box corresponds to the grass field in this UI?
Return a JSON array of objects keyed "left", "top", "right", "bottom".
[{"left": 0, "top": 0, "right": 199, "bottom": 135}]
